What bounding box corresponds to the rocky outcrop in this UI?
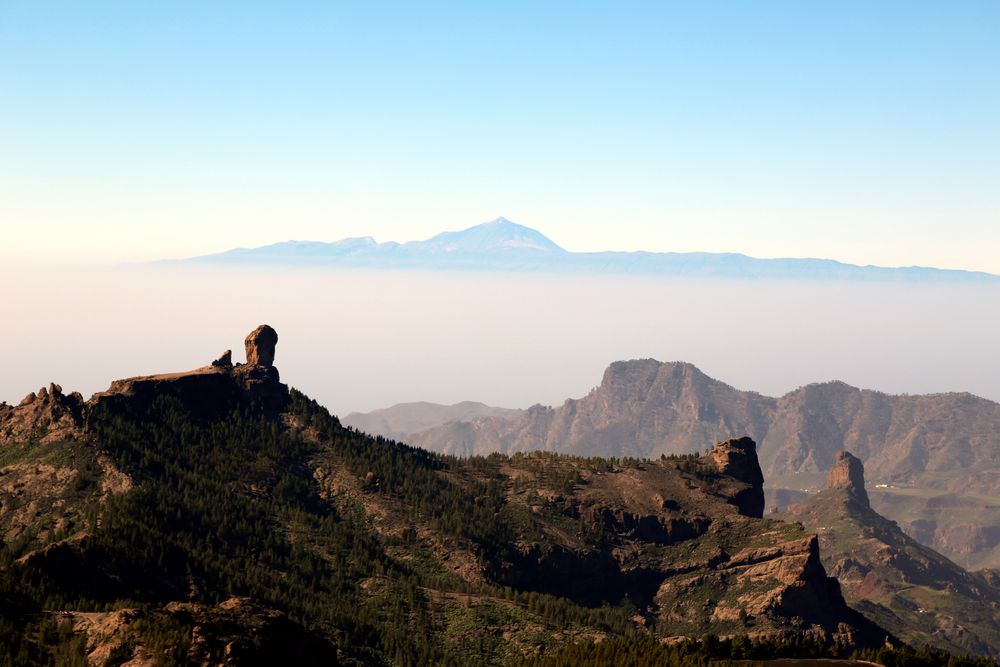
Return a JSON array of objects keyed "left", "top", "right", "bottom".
[
  {"left": 245, "top": 324, "right": 278, "bottom": 367},
  {"left": 654, "top": 533, "right": 876, "bottom": 644},
  {"left": 232, "top": 362, "right": 287, "bottom": 415},
  {"left": 64, "top": 598, "right": 334, "bottom": 666},
  {"left": 711, "top": 436, "right": 765, "bottom": 518},
  {"left": 1, "top": 326, "right": 290, "bottom": 445},
  {"left": 0, "top": 382, "right": 85, "bottom": 443},
  {"left": 781, "top": 460, "right": 1000, "bottom": 658},
  {"left": 828, "top": 451, "right": 870, "bottom": 507},
  {"left": 91, "top": 325, "right": 289, "bottom": 421},
  {"left": 166, "top": 597, "right": 335, "bottom": 663},
  {"left": 212, "top": 349, "right": 233, "bottom": 368},
  {"left": 480, "top": 442, "right": 885, "bottom": 645}
]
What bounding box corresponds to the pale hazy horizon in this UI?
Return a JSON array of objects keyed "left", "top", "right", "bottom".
[{"left": 5, "top": 264, "right": 998, "bottom": 417}]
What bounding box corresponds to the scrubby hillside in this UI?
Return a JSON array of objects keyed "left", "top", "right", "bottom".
[
  {"left": 0, "top": 327, "right": 900, "bottom": 665},
  {"left": 782, "top": 452, "right": 1000, "bottom": 658}
]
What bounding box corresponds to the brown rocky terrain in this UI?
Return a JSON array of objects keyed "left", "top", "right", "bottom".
[
  {"left": 0, "top": 327, "right": 892, "bottom": 664},
  {"left": 780, "top": 452, "right": 1000, "bottom": 658},
  {"left": 57, "top": 597, "right": 334, "bottom": 666},
  {"left": 390, "top": 359, "right": 1000, "bottom": 568}
]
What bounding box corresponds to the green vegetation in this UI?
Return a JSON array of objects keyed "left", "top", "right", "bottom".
[
  {"left": 517, "top": 635, "right": 998, "bottom": 667},
  {"left": 0, "top": 390, "right": 633, "bottom": 664},
  {"left": 1, "top": 386, "right": 997, "bottom": 665}
]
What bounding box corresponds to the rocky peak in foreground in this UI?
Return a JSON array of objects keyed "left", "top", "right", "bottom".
[{"left": 0, "top": 382, "right": 85, "bottom": 444}]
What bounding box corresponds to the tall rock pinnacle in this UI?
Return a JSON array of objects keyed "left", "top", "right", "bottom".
[
  {"left": 828, "top": 451, "right": 870, "bottom": 508},
  {"left": 245, "top": 325, "right": 278, "bottom": 367},
  {"left": 711, "top": 436, "right": 766, "bottom": 518}
]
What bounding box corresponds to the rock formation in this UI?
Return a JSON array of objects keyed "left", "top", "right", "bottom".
[
  {"left": 711, "top": 436, "right": 766, "bottom": 517},
  {"left": 781, "top": 451, "right": 1000, "bottom": 657},
  {"left": 72, "top": 326, "right": 288, "bottom": 426},
  {"left": 0, "top": 382, "right": 85, "bottom": 443},
  {"left": 245, "top": 325, "right": 278, "bottom": 367},
  {"left": 212, "top": 350, "right": 233, "bottom": 368},
  {"left": 828, "top": 451, "right": 870, "bottom": 507}
]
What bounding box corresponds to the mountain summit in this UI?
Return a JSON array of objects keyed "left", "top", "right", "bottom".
[{"left": 416, "top": 217, "right": 566, "bottom": 254}]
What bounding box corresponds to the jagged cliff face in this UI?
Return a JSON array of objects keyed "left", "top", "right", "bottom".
[
  {"left": 782, "top": 451, "right": 1000, "bottom": 658},
  {"left": 0, "top": 331, "right": 886, "bottom": 663}
]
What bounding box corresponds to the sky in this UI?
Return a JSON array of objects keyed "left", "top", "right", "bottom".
[{"left": 2, "top": 1, "right": 999, "bottom": 272}]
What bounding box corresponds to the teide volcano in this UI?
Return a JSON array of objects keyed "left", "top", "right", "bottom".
[
  {"left": 173, "top": 217, "right": 999, "bottom": 281},
  {"left": 0, "top": 326, "right": 893, "bottom": 664}
]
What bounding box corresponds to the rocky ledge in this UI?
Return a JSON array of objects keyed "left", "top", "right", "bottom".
[{"left": 0, "top": 325, "right": 290, "bottom": 445}]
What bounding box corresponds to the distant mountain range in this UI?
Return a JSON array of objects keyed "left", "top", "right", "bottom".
[
  {"left": 346, "top": 359, "right": 1000, "bottom": 570},
  {"left": 175, "top": 217, "right": 999, "bottom": 281}
]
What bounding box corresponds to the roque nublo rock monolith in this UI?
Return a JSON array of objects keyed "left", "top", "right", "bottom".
[{"left": 245, "top": 325, "right": 278, "bottom": 367}]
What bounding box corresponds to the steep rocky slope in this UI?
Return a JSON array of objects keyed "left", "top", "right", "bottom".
[
  {"left": 0, "top": 328, "right": 887, "bottom": 665},
  {"left": 399, "top": 359, "right": 1000, "bottom": 568},
  {"left": 781, "top": 452, "right": 1000, "bottom": 658}
]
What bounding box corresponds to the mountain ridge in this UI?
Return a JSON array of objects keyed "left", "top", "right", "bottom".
[
  {"left": 353, "top": 358, "right": 1000, "bottom": 570},
  {"left": 168, "top": 218, "right": 1000, "bottom": 281}
]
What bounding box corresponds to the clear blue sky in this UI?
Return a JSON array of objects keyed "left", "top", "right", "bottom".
[{"left": 2, "top": 1, "right": 999, "bottom": 271}]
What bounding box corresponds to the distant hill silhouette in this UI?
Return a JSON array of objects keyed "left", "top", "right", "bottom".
[{"left": 172, "top": 217, "right": 1000, "bottom": 281}]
